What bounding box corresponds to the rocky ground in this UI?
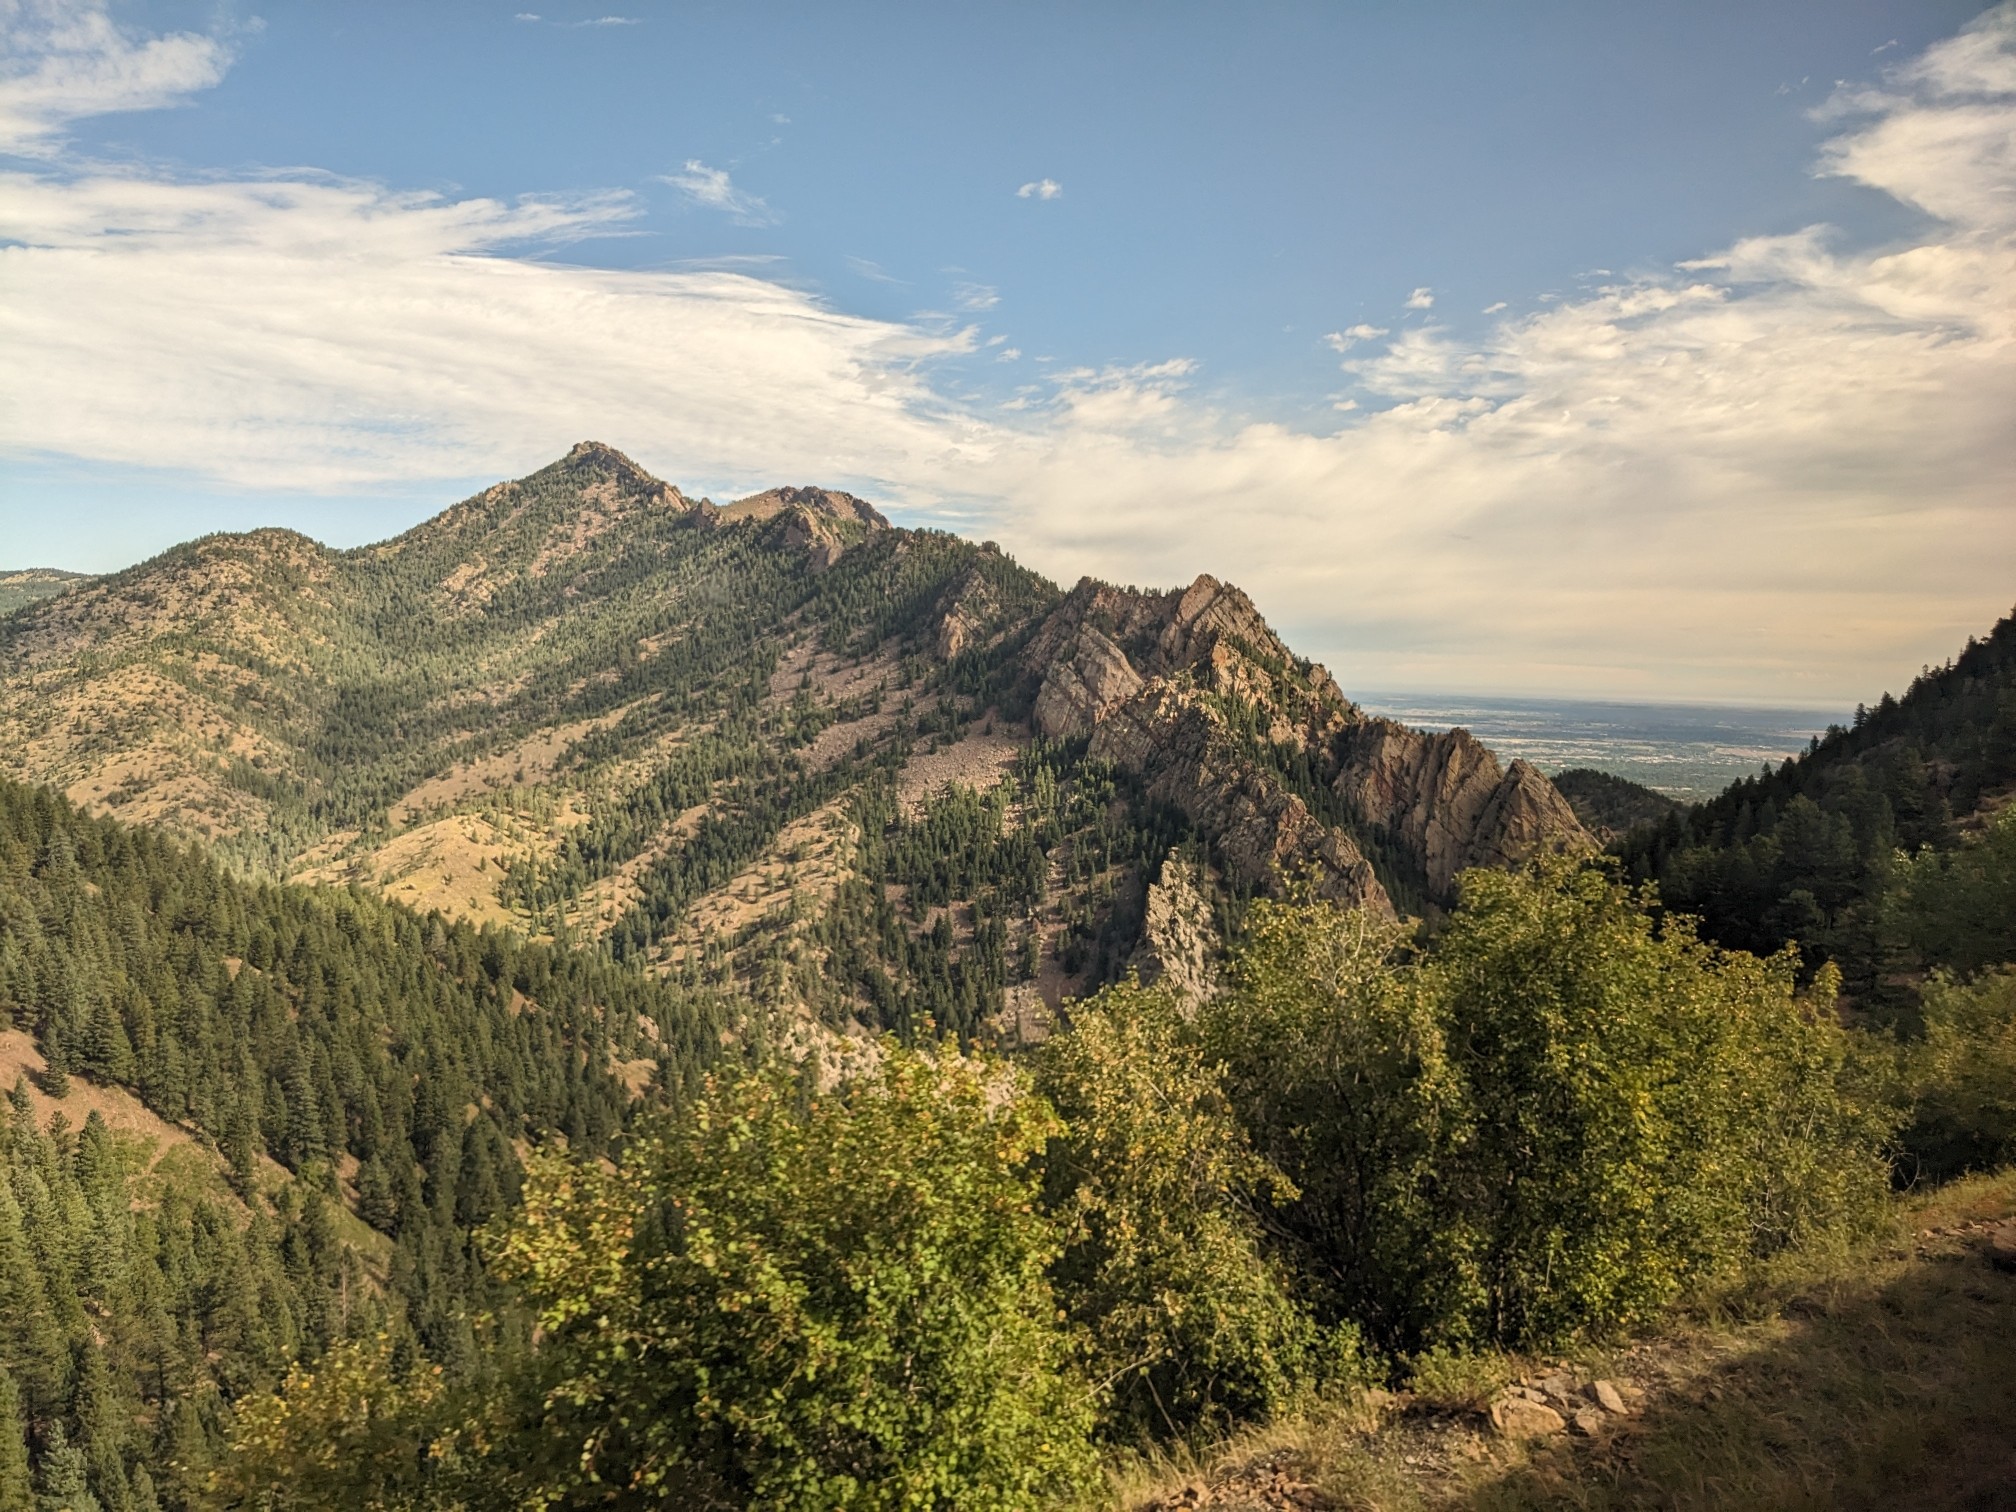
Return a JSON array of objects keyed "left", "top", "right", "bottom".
[{"left": 1120, "top": 1191, "right": 2016, "bottom": 1512}]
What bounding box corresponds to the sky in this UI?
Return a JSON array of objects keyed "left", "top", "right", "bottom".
[{"left": 0, "top": 0, "right": 2011, "bottom": 707}]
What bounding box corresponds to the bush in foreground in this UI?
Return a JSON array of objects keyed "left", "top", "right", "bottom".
[{"left": 488, "top": 1046, "right": 1097, "bottom": 1511}]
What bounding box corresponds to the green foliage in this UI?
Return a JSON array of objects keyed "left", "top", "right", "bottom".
[
  {"left": 1426, "top": 861, "right": 1888, "bottom": 1347},
  {"left": 1894, "top": 969, "right": 2016, "bottom": 1181},
  {"left": 209, "top": 1335, "right": 452, "bottom": 1512},
  {"left": 1881, "top": 804, "right": 2016, "bottom": 982},
  {"left": 1203, "top": 901, "right": 1463, "bottom": 1351},
  {"left": 1033, "top": 981, "right": 1322, "bottom": 1439},
  {"left": 1212, "top": 861, "right": 1890, "bottom": 1354},
  {"left": 488, "top": 1046, "right": 1098, "bottom": 1510},
  {"left": 1403, "top": 1346, "right": 1517, "bottom": 1413},
  {"left": 0, "top": 775, "right": 738, "bottom": 1503},
  {"left": 1549, "top": 767, "right": 1683, "bottom": 842}
]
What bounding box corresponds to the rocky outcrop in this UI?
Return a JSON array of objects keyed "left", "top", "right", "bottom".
[
  {"left": 1090, "top": 684, "right": 1390, "bottom": 916},
  {"left": 1031, "top": 623, "right": 1145, "bottom": 738},
  {"left": 1130, "top": 852, "right": 1222, "bottom": 1009},
  {"left": 1018, "top": 570, "right": 1589, "bottom": 915},
  {"left": 932, "top": 568, "right": 1004, "bottom": 661},
  {"left": 1026, "top": 574, "right": 1353, "bottom": 749},
  {"left": 1333, "top": 722, "right": 1593, "bottom": 898},
  {"left": 718, "top": 485, "right": 889, "bottom": 529}
]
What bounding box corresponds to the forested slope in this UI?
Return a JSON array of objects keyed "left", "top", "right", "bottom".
[
  {"left": 0, "top": 774, "right": 731, "bottom": 1504},
  {"left": 1616, "top": 605, "right": 2016, "bottom": 999}
]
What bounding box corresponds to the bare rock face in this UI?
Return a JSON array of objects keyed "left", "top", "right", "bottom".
[
  {"left": 1032, "top": 623, "right": 1145, "bottom": 738},
  {"left": 1130, "top": 852, "right": 1222, "bottom": 1009},
  {"left": 721, "top": 484, "right": 890, "bottom": 528},
  {"left": 1489, "top": 1397, "right": 1567, "bottom": 1439},
  {"left": 772, "top": 505, "right": 847, "bottom": 573},
  {"left": 1017, "top": 569, "right": 1588, "bottom": 916},
  {"left": 1333, "top": 722, "right": 1593, "bottom": 898}
]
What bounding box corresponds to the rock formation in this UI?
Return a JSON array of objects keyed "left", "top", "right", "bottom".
[
  {"left": 1020, "top": 572, "right": 1590, "bottom": 915},
  {"left": 1332, "top": 722, "right": 1590, "bottom": 898},
  {"left": 1130, "top": 852, "right": 1222, "bottom": 1009}
]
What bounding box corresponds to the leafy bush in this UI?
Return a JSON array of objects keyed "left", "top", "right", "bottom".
[
  {"left": 1427, "top": 860, "right": 1889, "bottom": 1347},
  {"left": 1034, "top": 980, "right": 1324, "bottom": 1439},
  {"left": 1896, "top": 968, "right": 2016, "bottom": 1180},
  {"left": 1203, "top": 902, "right": 1465, "bottom": 1352},
  {"left": 1211, "top": 860, "right": 1890, "bottom": 1354},
  {"left": 489, "top": 1045, "right": 1097, "bottom": 1511},
  {"left": 1404, "top": 1346, "right": 1516, "bottom": 1413}
]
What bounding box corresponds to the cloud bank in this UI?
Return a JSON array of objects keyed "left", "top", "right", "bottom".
[{"left": 2, "top": 2, "right": 2013, "bottom": 703}]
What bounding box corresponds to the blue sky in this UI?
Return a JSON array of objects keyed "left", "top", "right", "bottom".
[{"left": 2, "top": 1, "right": 2013, "bottom": 704}]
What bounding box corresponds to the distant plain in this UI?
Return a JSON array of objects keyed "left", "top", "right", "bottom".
[{"left": 1356, "top": 694, "right": 1847, "bottom": 801}]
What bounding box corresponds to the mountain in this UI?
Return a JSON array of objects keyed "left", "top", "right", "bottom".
[
  {"left": 1552, "top": 766, "right": 1685, "bottom": 843},
  {"left": 0, "top": 442, "right": 1589, "bottom": 1035},
  {"left": 0, "top": 568, "right": 92, "bottom": 616}
]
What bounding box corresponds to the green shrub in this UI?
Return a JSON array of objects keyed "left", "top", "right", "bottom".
[
  {"left": 1897, "top": 968, "right": 2016, "bottom": 1180},
  {"left": 1034, "top": 981, "right": 1320, "bottom": 1439},
  {"left": 1203, "top": 901, "right": 1467, "bottom": 1352},
  {"left": 1428, "top": 860, "right": 1890, "bottom": 1348},
  {"left": 1404, "top": 1346, "right": 1516, "bottom": 1413},
  {"left": 1211, "top": 860, "right": 1890, "bottom": 1355},
  {"left": 1882, "top": 806, "right": 2016, "bottom": 980},
  {"left": 489, "top": 1045, "right": 1097, "bottom": 1510}
]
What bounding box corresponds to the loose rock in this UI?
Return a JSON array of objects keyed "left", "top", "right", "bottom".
[
  {"left": 1590, "top": 1379, "right": 1630, "bottom": 1415},
  {"left": 1985, "top": 1221, "right": 2016, "bottom": 1272},
  {"left": 1490, "top": 1397, "right": 1567, "bottom": 1439}
]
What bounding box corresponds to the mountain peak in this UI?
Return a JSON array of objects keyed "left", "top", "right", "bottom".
[
  {"left": 555, "top": 440, "right": 661, "bottom": 484},
  {"left": 719, "top": 485, "right": 890, "bottom": 529}
]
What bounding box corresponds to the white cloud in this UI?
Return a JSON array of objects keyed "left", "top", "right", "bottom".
[
  {"left": 571, "top": 16, "right": 641, "bottom": 26},
  {"left": 1322, "top": 324, "right": 1388, "bottom": 353},
  {"left": 1403, "top": 286, "right": 1435, "bottom": 310},
  {"left": 1016, "top": 178, "right": 1062, "bottom": 200},
  {"left": 660, "top": 160, "right": 777, "bottom": 226},
  {"left": 952, "top": 281, "right": 999, "bottom": 311},
  {"left": 1482, "top": 301, "right": 1507, "bottom": 314},
  {"left": 4, "top": 6, "right": 2015, "bottom": 704},
  {"left": 514, "top": 13, "right": 541, "bottom": 21},
  {"left": 0, "top": 0, "right": 231, "bottom": 154}
]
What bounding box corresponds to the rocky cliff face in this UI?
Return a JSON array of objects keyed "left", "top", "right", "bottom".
[
  {"left": 1333, "top": 723, "right": 1591, "bottom": 899},
  {"left": 1130, "top": 852, "right": 1221, "bottom": 1009},
  {"left": 1019, "top": 572, "right": 1589, "bottom": 915}
]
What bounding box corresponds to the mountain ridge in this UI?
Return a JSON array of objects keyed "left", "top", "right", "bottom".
[{"left": 0, "top": 443, "right": 1590, "bottom": 1030}]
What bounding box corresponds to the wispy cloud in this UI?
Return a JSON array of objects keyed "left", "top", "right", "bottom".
[
  {"left": 1403, "top": 286, "right": 1435, "bottom": 310},
  {"left": 1016, "top": 178, "right": 1062, "bottom": 200},
  {"left": 570, "top": 15, "right": 640, "bottom": 26},
  {"left": 4, "top": 6, "right": 2014, "bottom": 703},
  {"left": 660, "top": 160, "right": 778, "bottom": 226},
  {"left": 952, "top": 281, "right": 999, "bottom": 311},
  {"left": 0, "top": 0, "right": 231, "bottom": 155},
  {"left": 1322, "top": 324, "right": 1388, "bottom": 353},
  {"left": 1482, "top": 300, "right": 1507, "bottom": 314}
]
